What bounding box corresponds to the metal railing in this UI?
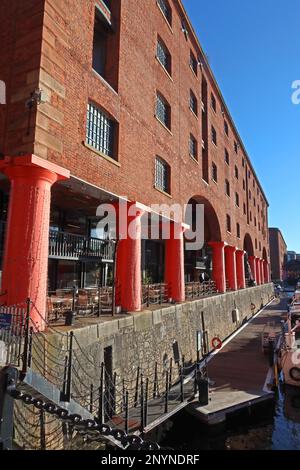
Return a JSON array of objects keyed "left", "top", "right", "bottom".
[
  {"left": 0, "top": 304, "right": 26, "bottom": 367},
  {"left": 185, "top": 280, "right": 217, "bottom": 300},
  {"left": 141, "top": 283, "right": 169, "bottom": 307},
  {"left": 49, "top": 230, "right": 114, "bottom": 260}
]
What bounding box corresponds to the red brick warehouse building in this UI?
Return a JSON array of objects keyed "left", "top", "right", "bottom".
[{"left": 0, "top": 0, "right": 270, "bottom": 329}]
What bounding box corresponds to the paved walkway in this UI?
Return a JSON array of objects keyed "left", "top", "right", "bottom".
[{"left": 188, "top": 297, "right": 286, "bottom": 424}]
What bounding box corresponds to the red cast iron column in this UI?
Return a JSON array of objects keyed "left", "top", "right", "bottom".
[
  {"left": 225, "top": 245, "right": 237, "bottom": 291},
  {"left": 236, "top": 249, "right": 246, "bottom": 289},
  {"left": 164, "top": 222, "right": 185, "bottom": 303},
  {"left": 115, "top": 202, "right": 146, "bottom": 312},
  {"left": 0, "top": 155, "right": 69, "bottom": 331},
  {"left": 255, "top": 257, "right": 261, "bottom": 285},
  {"left": 208, "top": 241, "right": 227, "bottom": 293}
]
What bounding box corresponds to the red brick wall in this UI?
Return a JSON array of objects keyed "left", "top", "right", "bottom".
[{"left": 0, "top": 0, "right": 270, "bottom": 260}]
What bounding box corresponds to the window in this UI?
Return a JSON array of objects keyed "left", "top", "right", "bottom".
[
  {"left": 224, "top": 148, "right": 229, "bottom": 165},
  {"left": 243, "top": 203, "right": 246, "bottom": 215},
  {"left": 157, "top": 37, "right": 171, "bottom": 75},
  {"left": 234, "top": 141, "right": 238, "bottom": 154},
  {"left": 255, "top": 239, "right": 257, "bottom": 249},
  {"left": 211, "top": 126, "right": 217, "bottom": 145},
  {"left": 211, "top": 93, "right": 217, "bottom": 112},
  {"left": 157, "top": 0, "right": 172, "bottom": 25},
  {"left": 235, "top": 192, "right": 239, "bottom": 207},
  {"left": 259, "top": 241, "right": 261, "bottom": 251},
  {"left": 155, "top": 157, "right": 170, "bottom": 193},
  {"left": 226, "top": 215, "right": 231, "bottom": 233},
  {"left": 242, "top": 158, "right": 245, "bottom": 167},
  {"left": 189, "top": 134, "right": 198, "bottom": 160},
  {"left": 189, "top": 90, "right": 198, "bottom": 115},
  {"left": 249, "top": 190, "right": 252, "bottom": 200},
  {"left": 86, "top": 102, "right": 116, "bottom": 158},
  {"left": 254, "top": 198, "right": 256, "bottom": 207},
  {"left": 212, "top": 162, "right": 218, "bottom": 182},
  {"left": 235, "top": 165, "right": 239, "bottom": 179},
  {"left": 92, "top": 9, "right": 108, "bottom": 78},
  {"left": 225, "top": 179, "right": 230, "bottom": 197},
  {"left": 243, "top": 179, "right": 246, "bottom": 190},
  {"left": 258, "top": 221, "right": 261, "bottom": 231},
  {"left": 224, "top": 120, "right": 229, "bottom": 136},
  {"left": 254, "top": 216, "right": 257, "bottom": 227},
  {"left": 156, "top": 93, "right": 171, "bottom": 129},
  {"left": 237, "top": 223, "right": 240, "bottom": 239},
  {"left": 250, "top": 211, "right": 252, "bottom": 222},
  {"left": 190, "top": 51, "right": 198, "bottom": 75}
]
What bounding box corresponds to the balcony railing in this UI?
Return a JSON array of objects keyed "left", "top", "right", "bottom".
[
  {"left": 49, "top": 230, "right": 114, "bottom": 261},
  {"left": 185, "top": 280, "right": 217, "bottom": 300}
]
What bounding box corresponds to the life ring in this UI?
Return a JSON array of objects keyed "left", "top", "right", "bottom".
[
  {"left": 211, "top": 337, "right": 222, "bottom": 350},
  {"left": 289, "top": 367, "right": 300, "bottom": 382}
]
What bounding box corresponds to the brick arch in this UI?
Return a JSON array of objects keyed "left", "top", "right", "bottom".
[
  {"left": 184, "top": 195, "right": 222, "bottom": 243},
  {"left": 243, "top": 233, "right": 254, "bottom": 257}
]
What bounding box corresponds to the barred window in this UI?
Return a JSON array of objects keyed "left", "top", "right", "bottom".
[
  {"left": 189, "top": 90, "right": 198, "bottom": 115},
  {"left": 225, "top": 179, "right": 230, "bottom": 197},
  {"left": 189, "top": 134, "right": 198, "bottom": 160},
  {"left": 234, "top": 141, "right": 238, "bottom": 154},
  {"left": 157, "top": 38, "right": 171, "bottom": 74},
  {"left": 224, "top": 148, "right": 229, "bottom": 165},
  {"left": 156, "top": 93, "right": 171, "bottom": 129},
  {"left": 212, "top": 162, "right": 218, "bottom": 182},
  {"left": 86, "top": 102, "right": 115, "bottom": 158},
  {"left": 211, "top": 125, "right": 217, "bottom": 145},
  {"left": 190, "top": 51, "right": 198, "bottom": 75},
  {"left": 157, "top": 0, "right": 172, "bottom": 25},
  {"left": 224, "top": 120, "right": 229, "bottom": 136},
  {"left": 226, "top": 215, "right": 231, "bottom": 233},
  {"left": 211, "top": 93, "right": 217, "bottom": 112},
  {"left": 235, "top": 192, "right": 239, "bottom": 207},
  {"left": 155, "top": 157, "right": 170, "bottom": 193},
  {"left": 235, "top": 165, "right": 239, "bottom": 179}
]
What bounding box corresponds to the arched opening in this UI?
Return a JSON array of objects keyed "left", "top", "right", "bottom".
[
  {"left": 262, "top": 247, "right": 267, "bottom": 261},
  {"left": 243, "top": 233, "right": 254, "bottom": 282},
  {"left": 184, "top": 196, "right": 221, "bottom": 282}
]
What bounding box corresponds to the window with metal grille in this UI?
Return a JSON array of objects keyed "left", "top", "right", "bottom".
[
  {"left": 225, "top": 179, "right": 230, "bottom": 197},
  {"left": 211, "top": 93, "right": 217, "bottom": 112},
  {"left": 211, "top": 125, "right": 217, "bottom": 145},
  {"left": 155, "top": 157, "right": 170, "bottom": 193},
  {"left": 226, "top": 215, "right": 231, "bottom": 233},
  {"left": 237, "top": 223, "right": 240, "bottom": 238},
  {"left": 234, "top": 141, "right": 238, "bottom": 154},
  {"left": 86, "top": 103, "right": 115, "bottom": 158},
  {"left": 224, "top": 120, "right": 229, "bottom": 136},
  {"left": 157, "top": 38, "right": 171, "bottom": 74},
  {"left": 235, "top": 192, "right": 239, "bottom": 207},
  {"left": 190, "top": 51, "right": 198, "bottom": 75},
  {"left": 212, "top": 162, "right": 218, "bottom": 182},
  {"left": 189, "top": 134, "right": 198, "bottom": 160},
  {"left": 224, "top": 148, "right": 229, "bottom": 165},
  {"left": 189, "top": 90, "right": 198, "bottom": 115},
  {"left": 156, "top": 93, "right": 171, "bottom": 129},
  {"left": 235, "top": 165, "right": 239, "bottom": 179},
  {"left": 157, "top": 0, "right": 172, "bottom": 25}
]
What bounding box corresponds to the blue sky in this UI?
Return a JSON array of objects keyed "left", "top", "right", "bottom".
[{"left": 183, "top": 0, "right": 300, "bottom": 251}]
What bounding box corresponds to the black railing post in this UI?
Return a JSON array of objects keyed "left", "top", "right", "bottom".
[
  {"left": 147, "top": 283, "right": 150, "bottom": 307},
  {"left": 168, "top": 358, "right": 173, "bottom": 391},
  {"left": 40, "top": 409, "right": 46, "bottom": 450},
  {"left": 90, "top": 383, "right": 94, "bottom": 414},
  {"left": 21, "top": 298, "right": 31, "bottom": 377},
  {"left": 144, "top": 378, "right": 149, "bottom": 428},
  {"left": 61, "top": 332, "right": 73, "bottom": 402},
  {"left": 125, "top": 390, "right": 129, "bottom": 434},
  {"left": 27, "top": 326, "right": 33, "bottom": 369},
  {"left": 134, "top": 366, "right": 140, "bottom": 408},
  {"left": 98, "top": 362, "right": 104, "bottom": 424},
  {"left": 180, "top": 366, "right": 184, "bottom": 403},
  {"left": 153, "top": 362, "right": 158, "bottom": 399},
  {"left": 140, "top": 374, "right": 144, "bottom": 434},
  {"left": 164, "top": 371, "right": 169, "bottom": 414}
]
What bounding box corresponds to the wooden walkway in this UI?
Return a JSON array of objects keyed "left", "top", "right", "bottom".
[{"left": 187, "top": 297, "right": 286, "bottom": 424}]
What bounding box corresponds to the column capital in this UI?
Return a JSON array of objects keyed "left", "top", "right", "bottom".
[
  {"left": 236, "top": 249, "right": 246, "bottom": 256},
  {"left": 0, "top": 154, "right": 70, "bottom": 182},
  {"left": 208, "top": 241, "right": 227, "bottom": 249},
  {"left": 225, "top": 245, "right": 237, "bottom": 253}
]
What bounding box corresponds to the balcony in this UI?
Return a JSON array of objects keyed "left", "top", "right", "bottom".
[{"left": 48, "top": 230, "right": 114, "bottom": 261}]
